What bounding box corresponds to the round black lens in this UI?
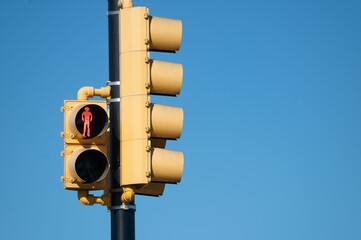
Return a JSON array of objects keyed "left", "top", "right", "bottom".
[{"left": 75, "top": 149, "right": 108, "bottom": 183}]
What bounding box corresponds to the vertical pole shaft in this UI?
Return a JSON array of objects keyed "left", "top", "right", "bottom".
[{"left": 107, "top": 0, "right": 135, "bottom": 239}]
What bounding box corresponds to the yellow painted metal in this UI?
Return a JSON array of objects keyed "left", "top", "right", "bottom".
[
  {"left": 150, "top": 60, "right": 183, "bottom": 96},
  {"left": 78, "top": 190, "right": 111, "bottom": 206},
  {"left": 149, "top": 16, "right": 182, "bottom": 51},
  {"left": 119, "top": 0, "right": 134, "bottom": 9},
  {"left": 119, "top": 7, "right": 150, "bottom": 187},
  {"left": 77, "top": 86, "right": 111, "bottom": 101},
  {"left": 151, "top": 148, "right": 184, "bottom": 183},
  {"left": 119, "top": 6, "right": 184, "bottom": 190},
  {"left": 151, "top": 104, "right": 183, "bottom": 139},
  {"left": 121, "top": 187, "right": 135, "bottom": 205},
  {"left": 61, "top": 86, "right": 111, "bottom": 205},
  {"left": 61, "top": 99, "right": 110, "bottom": 191}
]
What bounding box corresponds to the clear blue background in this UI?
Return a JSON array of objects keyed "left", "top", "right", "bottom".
[{"left": 1, "top": 0, "right": 360, "bottom": 239}]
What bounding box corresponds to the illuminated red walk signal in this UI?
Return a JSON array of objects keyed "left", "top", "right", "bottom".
[
  {"left": 81, "top": 107, "right": 93, "bottom": 137},
  {"left": 71, "top": 104, "right": 108, "bottom": 140}
]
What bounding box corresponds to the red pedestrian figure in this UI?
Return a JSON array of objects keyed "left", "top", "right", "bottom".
[{"left": 82, "top": 107, "right": 93, "bottom": 137}]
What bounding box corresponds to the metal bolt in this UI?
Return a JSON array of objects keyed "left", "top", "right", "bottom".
[{"left": 145, "top": 101, "right": 150, "bottom": 108}]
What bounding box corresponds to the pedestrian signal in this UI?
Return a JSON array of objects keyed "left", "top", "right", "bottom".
[{"left": 61, "top": 100, "right": 109, "bottom": 190}]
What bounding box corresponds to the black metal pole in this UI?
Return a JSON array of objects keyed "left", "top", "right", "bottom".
[{"left": 107, "top": 0, "right": 135, "bottom": 239}]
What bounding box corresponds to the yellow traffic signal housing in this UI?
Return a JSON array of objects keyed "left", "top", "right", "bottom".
[
  {"left": 61, "top": 100, "right": 110, "bottom": 190},
  {"left": 119, "top": 6, "right": 184, "bottom": 196}
]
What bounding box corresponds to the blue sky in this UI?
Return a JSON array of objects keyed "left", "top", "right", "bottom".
[{"left": 1, "top": 0, "right": 361, "bottom": 239}]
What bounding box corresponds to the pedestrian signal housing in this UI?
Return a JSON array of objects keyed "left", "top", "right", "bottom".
[{"left": 61, "top": 100, "right": 109, "bottom": 190}]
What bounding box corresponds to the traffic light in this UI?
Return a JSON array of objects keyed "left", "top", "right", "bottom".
[
  {"left": 118, "top": 6, "right": 184, "bottom": 197},
  {"left": 61, "top": 100, "right": 110, "bottom": 191}
]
